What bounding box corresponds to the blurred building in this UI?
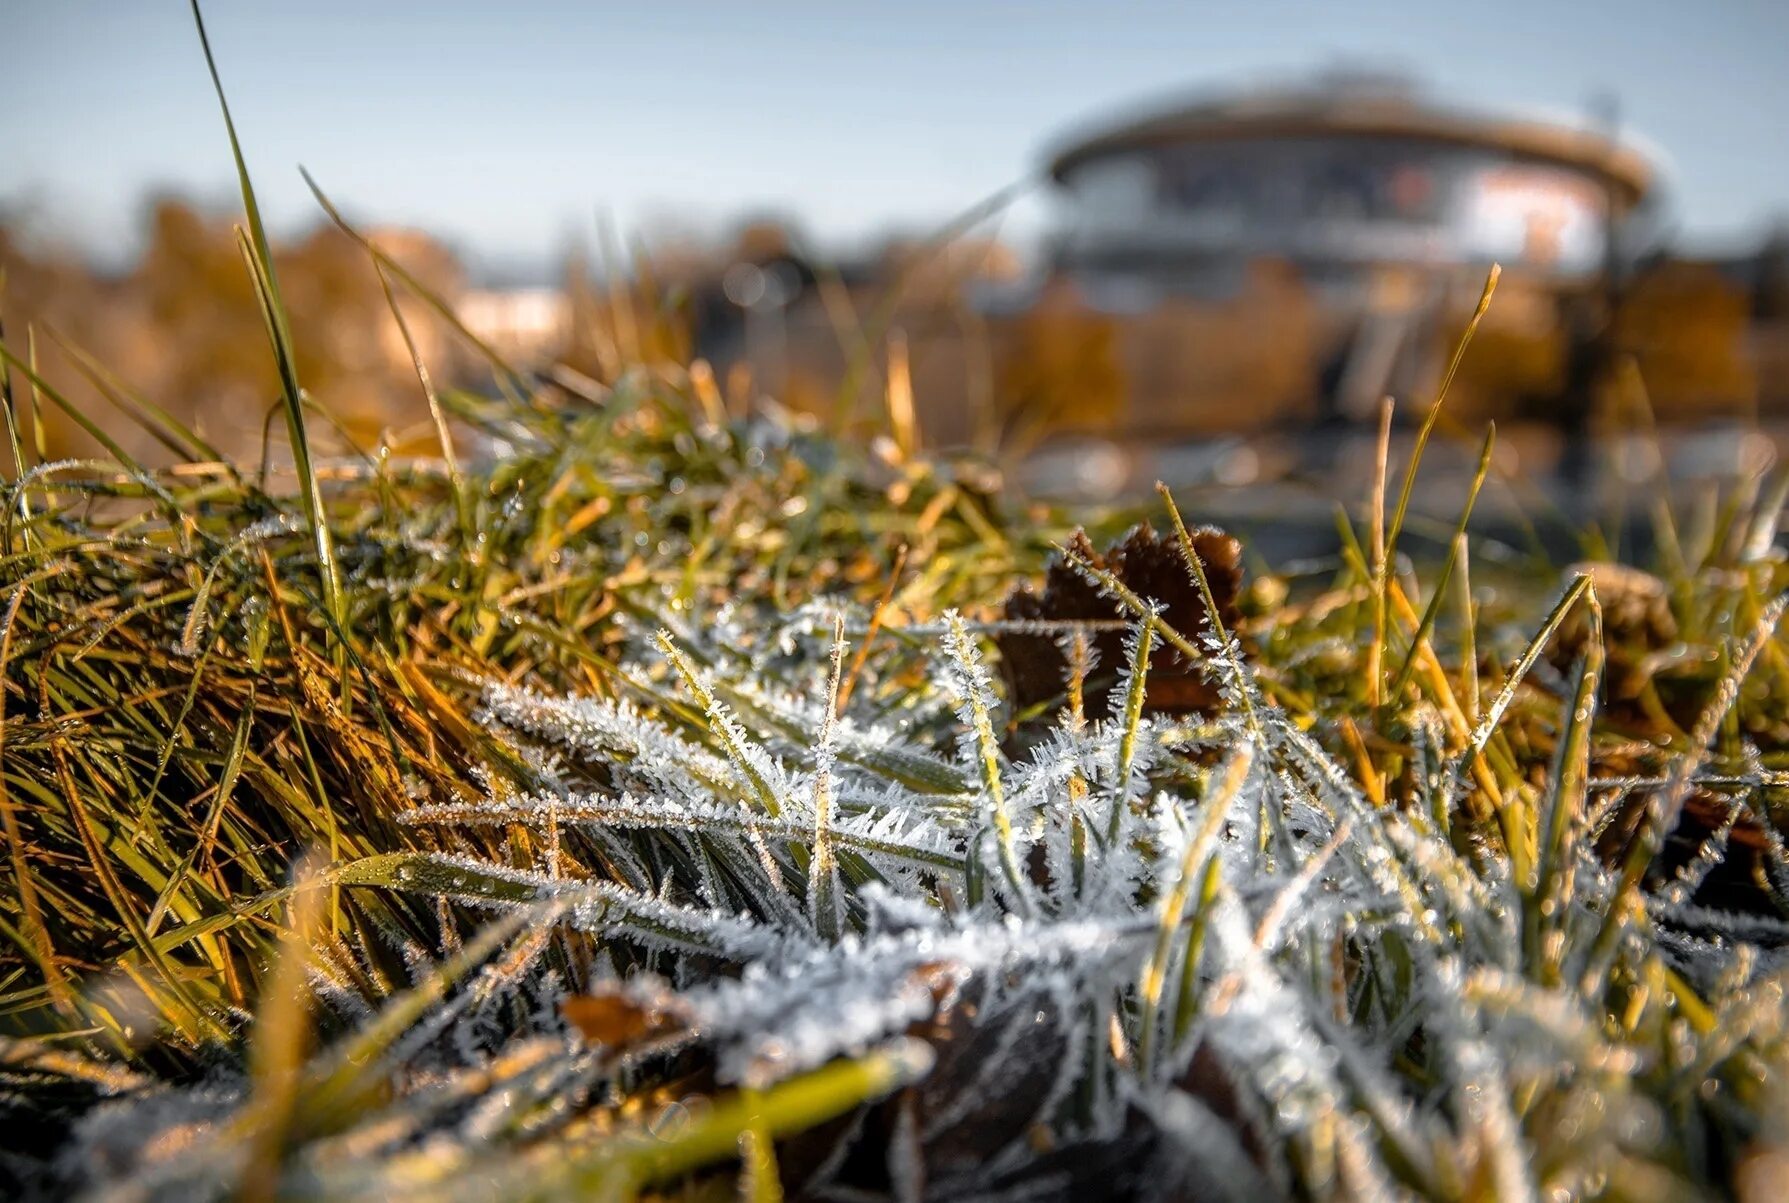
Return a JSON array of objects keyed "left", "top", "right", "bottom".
[
  {"left": 684, "top": 70, "right": 1775, "bottom": 506},
  {"left": 1039, "top": 69, "right": 1657, "bottom": 426},
  {"left": 1048, "top": 70, "right": 1650, "bottom": 289}
]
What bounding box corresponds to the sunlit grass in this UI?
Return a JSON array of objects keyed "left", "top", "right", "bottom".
[{"left": 5, "top": 6, "right": 1789, "bottom": 1200}]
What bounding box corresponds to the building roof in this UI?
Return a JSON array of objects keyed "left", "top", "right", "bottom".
[{"left": 1045, "top": 73, "right": 1655, "bottom": 205}]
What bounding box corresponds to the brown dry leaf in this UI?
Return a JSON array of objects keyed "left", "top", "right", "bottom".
[
  {"left": 562, "top": 986, "right": 692, "bottom": 1051},
  {"left": 1551, "top": 560, "right": 1678, "bottom": 711},
  {"left": 998, "top": 522, "right": 1244, "bottom": 720}
]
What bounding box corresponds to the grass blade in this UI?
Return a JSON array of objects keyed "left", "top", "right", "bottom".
[{"left": 192, "top": 1, "right": 346, "bottom": 640}]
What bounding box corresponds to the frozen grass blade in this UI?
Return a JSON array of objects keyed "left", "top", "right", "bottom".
[
  {"left": 808, "top": 615, "right": 847, "bottom": 942},
  {"left": 1154, "top": 482, "right": 1261, "bottom": 734},
  {"left": 1109, "top": 612, "right": 1156, "bottom": 845},
  {"left": 1056, "top": 538, "right": 1201, "bottom": 666},
  {"left": 658, "top": 629, "right": 789, "bottom": 818},
  {"left": 1530, "top": 583, "right": 1601, "bottom": 986},
  {"left": 1139, "top": 744, "right": 1252, "bottom": 1075},
  {"left": 943, "top": 610, "right": 1029, "bottom": 915},
  {"left": 1451, "top": 573, "right": 1594, "bottom": 777}
]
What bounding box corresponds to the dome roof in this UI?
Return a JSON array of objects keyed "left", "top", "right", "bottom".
[{"left": 1045, "top": 72, "right": 1654, "bottom": 205}]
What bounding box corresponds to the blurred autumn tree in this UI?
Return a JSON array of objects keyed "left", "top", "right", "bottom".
[{"left": 1, "top": 197, "right": 466, "bottom": 467}]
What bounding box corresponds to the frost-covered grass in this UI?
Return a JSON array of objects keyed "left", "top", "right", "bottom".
[
  {"left": 7, "top": 7, "right": 1789, "bottom": 1199},
  {"left": 7, "top": 335, "right": 1789, "bottom": 1199}
]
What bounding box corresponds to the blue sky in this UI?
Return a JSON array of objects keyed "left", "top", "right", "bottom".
[{"left": 4, "top": 1, "right": 1786, "bottom": 277}]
